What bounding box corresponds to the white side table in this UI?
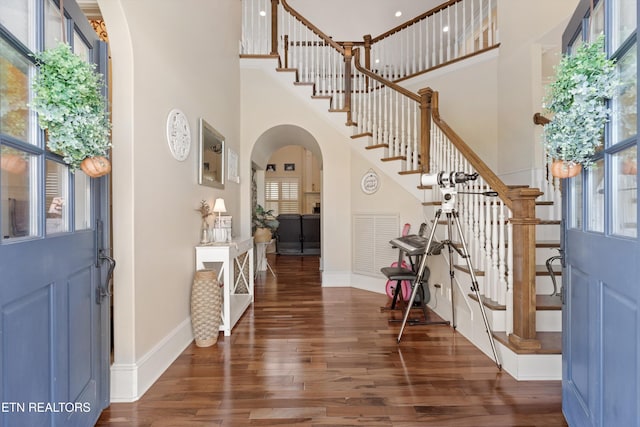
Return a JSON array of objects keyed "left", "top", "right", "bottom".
[{"left": 195, "top": 237, "right": 254, "bottom": 336}]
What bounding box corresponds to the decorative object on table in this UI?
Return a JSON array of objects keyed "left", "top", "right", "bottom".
[
  {"left": 360, "top": 169, "right": 380, "bottom": 194},
  {"left": 214, "top": 215, "right": 233, "bottom": 242},
  {"left": 30, "top": 42, "right": 112, "bottom": 177},
  {"left": 196, "top": 200, "right": 213, "bottom": 244},
  {"left": 198, "top": 118, "right": 225, "bottom": 189},
  {"left": 190, "top": 269, "right": 222, "bottom": 347},
  {"left": 212, "top": 198, "right": 227, "bottom": 242},
  {"left": 543, "top": 35, "right": 617, "bottom": 178},
  {"left": 253, "top": 204, "right": 279, "bottom": 243},
  {"left": 165, "top": 108, "right": 191, "bottom": 161}
]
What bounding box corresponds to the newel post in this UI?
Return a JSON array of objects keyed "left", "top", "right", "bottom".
[
  {"left": 363, "top": 34, "right": 372, "bottom": 91},
  {"left": 507, "top": 187, "right": 543, "bottom": 350},
  {"left": 270, "top": 0, "right": 278, "bottom": 55},
  {"left": 343, "top": 42, "right": 354, "bottom": 126},
  {"left": 418, "top": 88, "right": 432, "bottom": 173}
]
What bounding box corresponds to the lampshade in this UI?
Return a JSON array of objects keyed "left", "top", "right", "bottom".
[{"left": 213, "top": 198, "right": 227, "bottom": 213}]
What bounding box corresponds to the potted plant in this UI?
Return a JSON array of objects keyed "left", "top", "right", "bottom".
[
  {"left": 30, "top": 42, "right": 112, "bottom": 177},
  {"left": 253, "top": 204, "right": 279, "bottom": 243},
  {"left": 543, "top": 35, "right": 617, "bottom": 178}
]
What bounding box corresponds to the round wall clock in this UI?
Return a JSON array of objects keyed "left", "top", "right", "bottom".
[
  {"left": 361, "top": 169, "right": 380, "bottom": 194},
  {"left": 166, "top": 109, "right": 191, "bottom": 161}
]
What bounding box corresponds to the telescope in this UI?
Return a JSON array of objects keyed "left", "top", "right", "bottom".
[{"left": 420, "top": 171, "right": 478, "bottom": 187}]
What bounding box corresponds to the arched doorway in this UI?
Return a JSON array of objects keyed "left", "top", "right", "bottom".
[{"left": 250, "top": 125, "right": 323, "bottom": 260}]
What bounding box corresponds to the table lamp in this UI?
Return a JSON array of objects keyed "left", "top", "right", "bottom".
[{"left": 212, "top": 198, "right": 227, "bottom": 242}]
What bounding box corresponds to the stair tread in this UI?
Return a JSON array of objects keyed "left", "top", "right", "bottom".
[
  {"left": 381, "top": 156, "right": 406, "bottom": 162},
  {"left": 536, "top": 201, "right": 555, "bottom": 206},
  {"left": 493, "top": 332, "right": 562, "bottom": 354},
  {"left": 399, "top": 169, "right": 421, "bottom": 175},
  {"left": 351, "top": 132, "right": 372, "bottom": 139},
  {"left": 365, "top": 144, "right": 388, "bottom": 150},
  {"left": 417, "top": 185, "right": 433, "bottom": 190},
  {"left": 468, "top": 294, "right": 562, "bottom": 311},
  {"left": 539, "top": 220, "right": 561, "bottom": 225},
  {"left": 422, "top": 201, "right": 442, "bottom": 206}
]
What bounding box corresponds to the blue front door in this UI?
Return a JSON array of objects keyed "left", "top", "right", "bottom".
[
  {"left": 0, "top": 0, "right": 111, "bottom": 425},
  {"left": 561, "top": 1, "right": 639, "bottom": 426}
]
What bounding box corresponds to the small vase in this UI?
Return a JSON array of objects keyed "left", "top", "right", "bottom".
[
  {"left": 200, "top": 220, "right": 209, "bottom": 244},
  {"left": 550, "top": 160, "right": 581, "bottom": 178}
]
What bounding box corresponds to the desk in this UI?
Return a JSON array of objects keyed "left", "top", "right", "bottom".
[{"left": 195, "top": 237, "right": 254, "bottom": 336}]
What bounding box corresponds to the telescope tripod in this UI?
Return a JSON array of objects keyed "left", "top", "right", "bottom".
[{"left": 396, "top": 205, "right": 502, "bottom": 371}]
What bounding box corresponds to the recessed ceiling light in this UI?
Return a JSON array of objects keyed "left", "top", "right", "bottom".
[
  {"left": 259, "top": 10, "right": 266, "bottom": 17},
  {"left": 395, "top": 11, "right": 402, "bottom": 17},
  {"left": 443, "top": 26, "right": 449, "bottom": 32}
]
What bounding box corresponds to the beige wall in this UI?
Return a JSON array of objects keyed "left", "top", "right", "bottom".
[
  {"left": 241, "top": 66, "right": 353, "bottom": 278},
  {"left": 496, "top": 0, "right": 579, "bottom": 179},
  {"left": 98, "top": 0, "right": 241, "bottom": 399}
]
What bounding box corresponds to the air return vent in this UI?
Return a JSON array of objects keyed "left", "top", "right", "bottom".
[{"left": 352, "top": 214, "right": 399, "bottom": 277}]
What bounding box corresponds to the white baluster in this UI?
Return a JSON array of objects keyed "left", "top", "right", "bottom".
[{"left": 498, "top": 202, "right": 507, "bottom": 305}]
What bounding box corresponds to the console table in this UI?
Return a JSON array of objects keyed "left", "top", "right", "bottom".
[{"left": 195, "top": 237, "right": 254, "bottom": 336}]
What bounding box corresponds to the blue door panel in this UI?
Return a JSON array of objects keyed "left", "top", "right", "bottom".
[
  {"left": 602, "top": 283, "right": 638, "bottom": 425},
  {"left": 68, "top": 267, "right": 94, "bottom": 399},
  {"left": 1, "top": 284, "right": 53, "bottom": 427}
]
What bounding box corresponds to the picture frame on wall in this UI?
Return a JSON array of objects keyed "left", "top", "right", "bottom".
[
  {"left": 266, "top": 164, "right": 276, "bottom": 172},
  {"left": 284, "top": 163, "right": 295, "bottom": 171}
]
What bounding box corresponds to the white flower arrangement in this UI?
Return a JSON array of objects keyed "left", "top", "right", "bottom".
[
  {"left": 30, "top": 42, "right": 111, "bottom": 171},
  {"left": 543, "top": 35, "right": 617, "bottom": 168}
]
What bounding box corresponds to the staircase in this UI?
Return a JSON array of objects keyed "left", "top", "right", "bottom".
[{"left": 240, "top": 0, "right": 563, "bottom": 379}]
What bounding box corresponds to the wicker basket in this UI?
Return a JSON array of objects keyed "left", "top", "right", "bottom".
[{"left": 190, "top": 269, "right": 222, "bottom": 347}]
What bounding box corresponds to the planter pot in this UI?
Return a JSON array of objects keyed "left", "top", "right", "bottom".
[
  {"left": 550, "top": 160, "right": 582, "bottom": 178},
  {"left": 190, "top": 269, "right": 222, "bottom": 347},
  {"left": 80, "top": 156, "right": 111, "bottom": 178},
  {"left": 0, "top": 154, "right": 28, "bottom": 175},
  {"left": 254, "top": 227, "right": 272, "bottom": 243}
]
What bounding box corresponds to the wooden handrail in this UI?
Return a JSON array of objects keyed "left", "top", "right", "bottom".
[
  {"left": 352, "top": 48, "right": 420, "bottom": 102},
  {"left": 279, "top": 0, "right": 344, "bottom": 54},
  {"left": 430, "top": 91, "right": 513, "bottom": 209},
  {"left": 370, "top": 0, "right": 464, "bottom": 43}
]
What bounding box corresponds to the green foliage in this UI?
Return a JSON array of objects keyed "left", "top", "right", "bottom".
[
  {"left": 543, "top": 35, "right": 617, "bottom": 167},
  {"left": 253, "top": 204, "right": 279, "bottom": 232},
  {"left": 30, "top": 43, "right": 111, "bottom": 170}
]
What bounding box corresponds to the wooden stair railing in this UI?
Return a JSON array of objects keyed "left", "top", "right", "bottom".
[
  {"left": 366, "top": 0, "right": 499, "bottom": 82},
  {"left": 351, "top": 48, "right": 429, "bottom": 172},
  {"left": 429, "top": 90, "right": 543, "bottom": 350}
]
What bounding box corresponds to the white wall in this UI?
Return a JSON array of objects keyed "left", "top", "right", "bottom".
[{"left": 98, "top": 0, "right": 241, "bottom": 401}]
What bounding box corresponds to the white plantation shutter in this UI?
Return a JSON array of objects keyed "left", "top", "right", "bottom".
[
  {"left": 352, "top": 214, "right": 399, "bottom": 277},
  {"left": 265, "top": 178, "right": 300, "bottom": 215}
]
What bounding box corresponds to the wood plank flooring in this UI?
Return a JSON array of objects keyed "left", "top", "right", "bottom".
[{"left": 96, "top": 255, "right": 567, "bottom": 426}]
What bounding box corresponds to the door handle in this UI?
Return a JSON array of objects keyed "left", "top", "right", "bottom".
[{"left": 96, "top": 249, "right": 116, "bottom": 304}]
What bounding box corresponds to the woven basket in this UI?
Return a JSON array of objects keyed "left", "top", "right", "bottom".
[{"left": 190, "top": 269, "right": 222, "bottom": 347}]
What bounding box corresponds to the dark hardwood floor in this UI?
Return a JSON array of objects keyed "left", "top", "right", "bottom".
[{"left": 96, "top": 255, "right": 567, "bottom": 426}]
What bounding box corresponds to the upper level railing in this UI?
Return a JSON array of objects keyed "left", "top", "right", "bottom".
[{"left": 365, "top": 0, "right": 499, "bottom": 82}]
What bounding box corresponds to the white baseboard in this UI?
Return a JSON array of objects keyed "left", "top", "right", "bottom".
[
  {"left": 321, "top": 270, "right": 352, "bottom": 287},
  {"left": 110, "top": 317, "right": 194, "bottom": 402},
  {"left": 349, "top": 273, "right": 386, "bottom": 295}
]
